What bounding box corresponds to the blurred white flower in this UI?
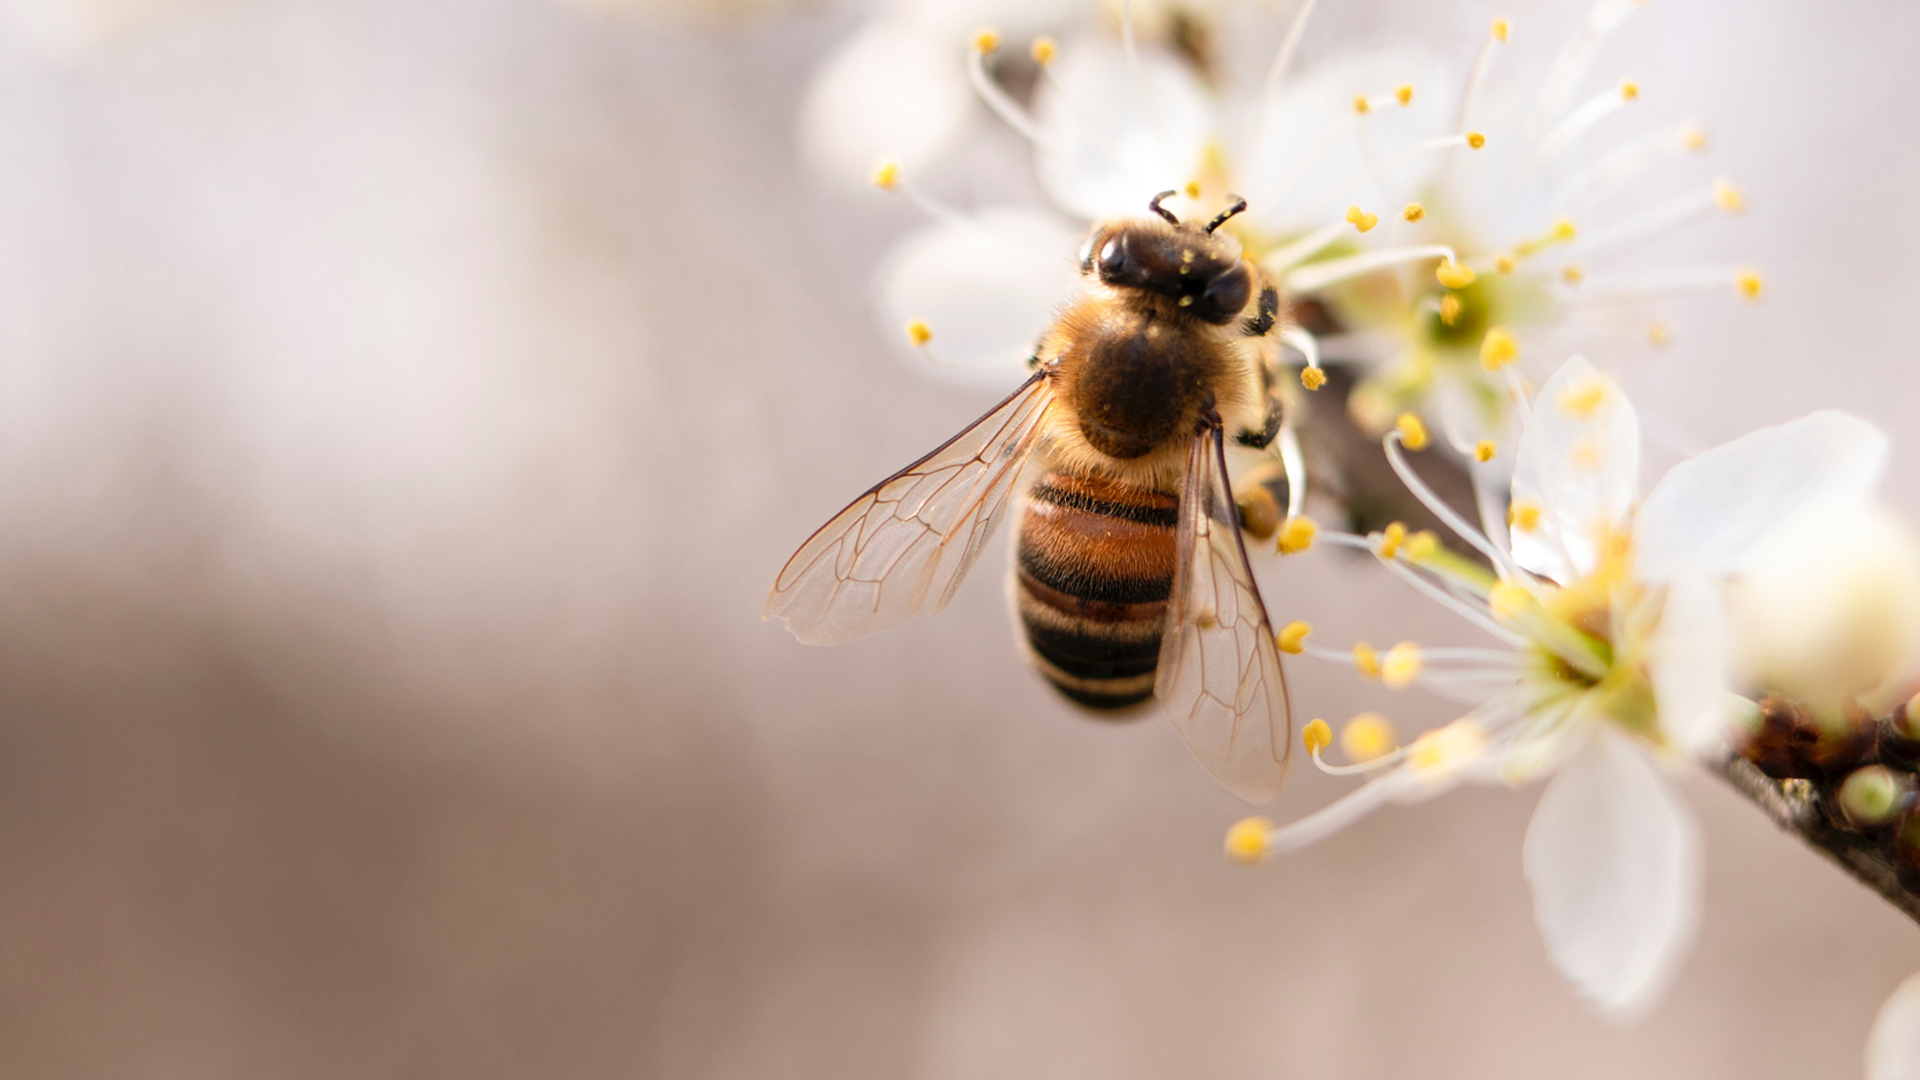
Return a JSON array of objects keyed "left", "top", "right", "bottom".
[
  {"left": 1236, "top": 357, "right": 1890, "bottom": 1015},
  {"left": 0, "top": 0, "right": 231, "bottom": 55},
  {"left": 1870, "top": 974, "right": 1920, "bottom": 1080}
]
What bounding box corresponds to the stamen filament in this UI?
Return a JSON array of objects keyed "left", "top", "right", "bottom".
[
  {"left": 1311, "top": 745, "right": 1409, "bottom": 776},
  {"left": 1557, "top": 123, "right": 1711, "bottom": 213},
  {"left": 1278, "top": 420, "right": 1308, "bottom": 520},
  {"left": 1284, "top": 244, "right": 1460, "bottom": 292},
  {"left": 1452, "top": 20, "right": 1507, "bottom": 135},
  {"left": 1537, "top": 81, "right": 1639, "bottom": 164},
  {"left": 894, "top": 174, "right": 971, "bottom": 228},
  {"left": 1311, "top": 135, "right": 1483, "bottom": 218},
  {"left": 1245, "top": 0, "right": 1326, "bottom": 188},
  {"left": 1383, "top": 431, "right": 1520, "bottom": 577},
  {"left": 1573, "top": 184, "right": 1735, "bottom": 261},
  {"left": 1575, "top": 264, "right": 1757, "bottom": 298},
  {"left": 1530, "top": 0, "right": 1643, "bottom": 137},
  {"left": 1255, "top": 769, "right": 1418, "bottom": 854},
  {"left": 966, "top": 47, "right": 1060, "bottom": 154},
  {"left": 1264, "top": 219, "right": 1352, "bottom": 272},
  {"left": 1120, "top": 0, "right": 1174, "bottom": 169},
  {"left": 1378, "top": 556, "right": 1525, "bottom": 645},
  {"left": 1281, "top": 326, "right": 1321, "bottom": 376}
]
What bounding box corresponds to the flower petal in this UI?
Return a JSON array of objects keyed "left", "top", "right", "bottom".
[
  {"left": 1869, "top": 974, "right": 1920, "bottom": 1080},
  {"left": 1523, "top": 727, "right": 1701, "bottom": 1016},
  {"left": 876, "top": 209, "right": 1084, "bottom": 386},
  {"left": 1645, "top": 568, "right": 1732, "bottom": 754},
  {"left": 799, "top": 19, "right": 975, "bottom": 189},
  {"left": 1634, "top": 411, "right": 1889, "bottom": 583},
  {"left": 1509, "top": 358, "right": 1639, "bottom": 582},
  {"left": 1032, "top": 38, "right": 1214, "bottom": 222}
]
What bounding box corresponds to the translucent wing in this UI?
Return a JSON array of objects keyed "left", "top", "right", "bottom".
[
  {"left": 1156, "top": 424, "right": 1294, "bottom": 804},
  {"left": 766, "top": 372, "right": 1055, "bottom": 645}
]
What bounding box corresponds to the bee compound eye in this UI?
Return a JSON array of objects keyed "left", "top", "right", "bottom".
[
  {"left": 1097, "top": 236, "right": 1139, "bottom": 283},
  {"left": 1198, "top": 265, "right": 1253, "bottom": 323}
]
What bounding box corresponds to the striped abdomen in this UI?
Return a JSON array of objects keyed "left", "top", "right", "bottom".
[{"left": 1013, "top": 471, "right": 1178, "bottom": 710}]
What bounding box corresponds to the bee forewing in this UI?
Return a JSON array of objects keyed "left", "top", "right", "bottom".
[
  {"left": 766, "top": 372, "right": 1056, "bottom": 645},
  {"left": 1155, "top": 426, "right": 1293, "bottom": 804}
]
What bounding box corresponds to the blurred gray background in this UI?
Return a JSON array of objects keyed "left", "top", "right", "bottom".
[{"left": 0, "top": 0, "right": 1912, "bottom": 1076}]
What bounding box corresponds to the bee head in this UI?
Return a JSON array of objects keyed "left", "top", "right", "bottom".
[{"left": 1079, "top": 192, "right": 1253, "bottom": 324}]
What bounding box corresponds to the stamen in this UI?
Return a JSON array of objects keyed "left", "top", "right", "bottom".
[
  {"left": 966, "top": 36, "right": 1061, "bottom": 154},
  {"left": 1510, "top": 218, "right": 1578, "bottom": 259},
  {"left": 1384, "top": 431, "right": 1517, "bottom": 576},
  {"left": 1560, "top": 263, "right": 1585, "bottom": 285},
  {"left": 1406, "top": 717, "right": 1489, "bottom": 777},
  {"left": 1436, "top": 258, "right": 1475, "bottom": 288},
  {"left": 1303, "top": 717, "right": 1333, "bottom": 755},
  {"left": 1558, "top": 123, "right": 1716, "bottom": 214},
  {"left": 1120, "top": 0, "right": 1174, "bottom": 165},
  {"left": 1379, "top": 555, "right": 1525, "bottom": 645},
  {"left": 1404, "top": 530, "right": 1440, "bottom": 562},
  {"left": 1453, "top": 18, "right": 1510, "bottom": 134},
  {"left": 1480, "top": 326, "right": 1518, "bottom": 370},
  {"left": 1395, "top": 412, "right": 1430, "bottom": 450},
  {"left": 1309, "top": 136, "right": 1486, "bottom": 217},
  {"left": 1574, "top": 179, "right": 1748, "bottom": 260},
  {"left": 1282, "top": 327, "right": 1323, "bottom": 387},
  {"left": 1279, "top": 420, "right": 1308, "bottom": 518},
  {"left": 1264, "top": 219, "right": 1353, "bottom": 273},
  {"left": 905, "top": 319, "right": 933, "bottom": 346},
  {"left": 1253, "top": 767, "right": 1422, "bottom": 854},
  {"left": 1403, "top": 202, "right": 1427, "bottom": 222},
  {"left": 1439, "top": 294, "right": 1462, "bottom": 325},
  {"left": 1343, "top": 712, "right": 1400, "bottom": 760},
  {"left": 1284, "top": 244, "right": 1461, "bottom": 292},
  {"left": 1029, "top": 37, "right": 1056, "bottom": 66},
  {"left": 1352, "top": 642, "right": 1381, "bottom": 677},
  {"left": 1531, "top": 0, "right": 1644, "bottom": 136},
  {"left": 1380, "top": 643, "right": 1423, "bottom": 689},
  {"left": 1276, "top": 620, "right": 1312, "bottom": 654},
  {"left": 1300, "top": 367, "right": 1326, "bottom": 391},
  {"left": 1278, "top": 514, "right": 1318, "bottom": 554},
  {"left": 1245, "top": 0, "right": 1326, "bottom": 189},
  {"left": 1475, "top": 440, "right": 1497, "bottom": 462},
  {"left": 873, "top": 158, "right": 971, "bottom": 227},
  {"left": 1380, "top": 521, "right": 1408, "bottom": 559},
  {"left": 1737, "top": 269, "right": 1763, "bottom": 299},
  {"left": 1537, "top": 78, "right": 1641, "bottom": 164},
  {"left": 1577, "top": 265, "right": 1764, "bottom": 300},
  {"left": 1346, "top": 205, "right": 1379, "bottom": 233},
  {"left": 1225, "top": 816, "right": 1275, "bottom": 863},
  {"left": 1394, "top": 84, "right": 1415, "bottom": 106}
]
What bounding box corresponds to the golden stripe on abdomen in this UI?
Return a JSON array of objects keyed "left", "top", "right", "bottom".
[{"left": 1014, "top": 472, "right": 1177, "bottom": 711}]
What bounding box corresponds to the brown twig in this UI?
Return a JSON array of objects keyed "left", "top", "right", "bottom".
[{"left": 1702, "top": 744, "right": 1920, "bottom": 926}]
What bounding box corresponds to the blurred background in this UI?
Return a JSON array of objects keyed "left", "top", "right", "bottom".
[{"left": 0, "top": 0, "right": 1911, "bottom": 1076}]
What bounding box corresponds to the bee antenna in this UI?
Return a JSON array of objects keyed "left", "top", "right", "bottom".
[
  {"left": 1147, "top": 189, "right": 1181, "bottom": 226},
  {"left": 1205, "top": 196, "right": 1249, "bottom": 234}
]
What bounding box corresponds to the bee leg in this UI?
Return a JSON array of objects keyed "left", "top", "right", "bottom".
[
  {"left": 1234, "top": 398, "right": 1284, "bottom": 449},
  {"left": 1240, "top": 284, "right": 1279, "bottom": 338}
]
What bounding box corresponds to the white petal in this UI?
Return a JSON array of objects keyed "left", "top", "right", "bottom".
[
  {"left": 1523, "top": 728, "right": 1701, "bottom": 1017},
  {"left": 1645, "top": 569, "right": 1732, "bottom": 754},
  {"left": 1509, "top": 358, "right": 1639, "bottom": 582},
  {"left": 914, "top": 0, "right": 1082, "bottom": 39},
  {"left": 876, "top": 209, "right": 1084, "bottom": 387},
  {"left": 1634, "top": 411, "right": 1889, "bottom": 583},
  {"left": 1032, "top": 39, "right": 1215, "bottom": 222},
  {"left": 799, "top": 20, "right": 975, "bottom": 189},
  {"left": 1869, "top": 974, "right": 1920, "bottom": 1080}
]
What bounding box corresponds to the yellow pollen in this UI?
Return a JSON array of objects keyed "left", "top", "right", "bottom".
[
  {"left": 1395, "top": 84, "right": 1414, "bottom": 106},
  {"left": 1278, "top": 515, "right": 1318, "bottom": 554},
  {"left": 1490, "top": 17, "right": 1510, "bottom": 42},
  {"left": 1404, "top": 530, "right": 1439, "bottom": 562},
  {"left": 1300, "top": 366, "right": 1327, "bottom": 391},
  {"left": 1489, "top": 580, "right": 1532, "bottom": 621},
  {"left": 1435, "top": 258, "right": 1475, "bottom": 288},
  {"left": 1736, "top": 269, "right": 1764, "bottom": 300},
  {"left": 1647, "top": 321, "right": 1670, "bottom": 347},
  {"left": 1342, "top": 713, "right": 1399, "bottom": 762},
  {"left": 1560, "top": 263, "right": 1585, "bottom": 285},
  {"left": 1277, "top": 620, "right": 1312, "bottom": 654},
  {"left": 1345, "top": 204, "right": 1379, "bottom": 233},
  {"left": 1402, "top": 202, "right": 1426, "bottom": 223},
  {"left": 1184, "top": 179, "right": 1201, "bottom": 199},
  {"left": 1558, "top": 381, "right": 1607, "bottom": 416},
  {"left": 1438, "top": 294, "right": 1462, "bottom": 326},
  {"left": 1552, "top": 218, "right": 1577, "bottom": 241},
  {"left": 871, "top": 159, "right": 901, "bottom": 190},
  {"left": 1303, "top": 718, "right": 1333, "bottom": 756},
  {"left": 1029, "top": 36, "right": 1056, "bottom": 65},
  {"left": 1380, "top": 643, "right": 1423, "bottom": 689},
  {"left": 1681, "top": 124, "right": 1709, "bottom": 152},
  {"left": 1466, "top": 131, "right": 1486, "bottom": 149},
  {"left": 1353, "top": 94, "right": 1372, "bottom": 115},
  {"left": 1395, "top": 412, "right": 1430, "bottom": 451},
  {"left": 1224, "top": 817, "right": 1273, "bottom": 864},
  {"left": 1352, "top": 642, "right": 1381, "bottom": 678},
  {"left": 1493, "top": 253, "right": 1515, "bottom": 274},
  {"left": 1407, "top": 718, "right": 1488, "bottom": 776},
  {"left": 1712, "top": 176, "right": 1746, "bottom": 213},
  {"left": 1620, "top": 79, "right": 1639, "bottom": 102},
  {"left": 1380, "top": 521, "right": 1407, "bottom": 559},
  {"left": 1507, "top": 500, "right": 1542, "bottom": 532},
  {"left": 1479, "top": 326, "right": 1518, "bottom": 370},
  {"left": 1475, "top": 440, "right": 1497, "bottom": 462},
  {"left": 905, "top": 319, "right": 933, "bottom": 346},
  {"left": 971, "top": 27, "right": 1000, "bottom": 53}
]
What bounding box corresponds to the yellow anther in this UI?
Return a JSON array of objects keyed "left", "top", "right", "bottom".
[
  {"left": 1435, "top": 258, "right": 1475, "bottom": 288},
  {"left": 1395, "top": 412, "right": 1430, "bottom": 451},
  {"left": 1551, "top": 218, "right": 1577, "bottom": 241},
  {"left": 1480, "top": 326, "right": 1518, "bottom": 370},
  {"left": 1352, "top": 642, "right": 1381, "bottom": 678},
  {"left": 1353, "top": 94, "right": 1372, "bottom": 115},
  {"left": 1224, "top": 817, "right": 1272, "bottom": 864},
  {"left": 1277, "top": 620, "right": 1312, "bottom": 654},
  {"left": 1438, "top": 294, "right": 1462, "bottom": 326},
  {"left": 1184, "top": 179, "right": 1201, "bottom": 199},
  {"left": 905, "top": 319, "right": 933, "bottom": 346},
  {"left": 1404, "top": 530, "right": 1439, "bottom": 562},
  {"left": 1558, "top": 381, "right": 1607, "bottom": 416},
  {"left": 1407, "top": 718, "right": 1488, "bottom": 777},
  {"left": 1560, "top": 263, "right": 1585, "bottom": 285},
  {"left": 1489, "top": 580, "right": 1532, "bottom": 621},
  {"left": 1490, "top": 17, "right": 1510, "bottom": 42},
  {"left": 1380, "top": 643, "right": 1424, "bottom": 689},
  {"left": 1507, "top": 499, "right": 1542, "bottom": 532},
  {"left": 1300, "top": 366, "right": 1327, "bottom": 391},
  {"left": 1712, "top": 176, "right": 1746, "bottom": 214},
  {"left": 1342, "top": 712, "right": 1399, "bottom": 762},
  {"left": 1402, "top": 202, "right": 1426, "bottom": 223},
  {"left": 1736, "top": 269, "right": 1764, "bottom": 300},
  {"left": 1029, "top": 36, "right": 1056, "bottom": 65},
  {"left": 1277, "top": 515, "right": 1318, "bottom": 554},
  {"left": 1681, "top": 124, "right": 1709, "bottom": 152},
  {"left": 1493, "top": 253, "right": 1516, "bottom": 274},
  {"left": 1466, "top": 131, "right": 1486, "bottom": 149},
  {"left": 1475, "top": 440, "right": 1497, "bottom": 463},
  {"left": 1647, "top": 321, "right": 1670, "bottom": 347},
  {"left": 1620, "top": 79, "right": 1639, "bottom": 102},
  {"left": 1303, "top": 718, "right": 1333, "bottom": 756},
  {"left": 1379, "top": 521, "right": 1407, "bottom": 560},
  {"left": 1345, "top": 205, "right": 1378, "bottom": 233},
  {"left": 1395, "top": 84, "right": 1414, "bottom": 106},
  {"left": 872, "top": 159, "right": 901, "bottom": 190},
  {"left": 971, "top": 27, "right": 1000, "bottom": 53}
]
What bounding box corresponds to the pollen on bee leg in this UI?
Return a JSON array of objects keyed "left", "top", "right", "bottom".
[
  {"left": 1345, "top": 204, "right": 1379, "bottom": 233},
  {"left": 1342, "top": 712, "right": 1400, "bottom": 761},
  {"left": 905, "top": 319, "right": 933, "bottom": 346},
  {"left": 1237, "top": 484, "right": 1281, "bottom": 540},
  {"left": 1394, "top": 412, "right": 1430, "bottom": 451},
  {"left": 1278, "top": 515, "right": 1318, "bottom": 554},
  {"left": 1225, "top": 817, "right": 1275, "bottom": 864},
  {"left": 1737, "top": 269, "right": 1764, "bottom": 299},
  {"left": 1277, "top": 620, "right": 1312, "bottom": 654},
  {"left": 1380, "top": 643, "right": 1423, "bottom": 689},
  {"left": 1475, "top": 440, "right": 1497, "bottom": 463},
  {"left": 1352, "top": 642, "right": 1381, "bottom": 678}
]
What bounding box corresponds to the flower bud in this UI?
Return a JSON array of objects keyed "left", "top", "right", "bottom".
[{"left": 1838, "top": 765, "right": 1910, "bottom": 830}]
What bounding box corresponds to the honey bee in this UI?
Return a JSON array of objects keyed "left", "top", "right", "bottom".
[{"left": 766, "top": 192, "right": 1293, "bottom": 804}]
